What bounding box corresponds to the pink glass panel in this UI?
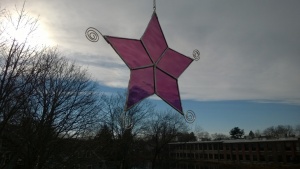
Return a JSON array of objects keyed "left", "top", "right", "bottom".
[
  {"left": 141, "top": 13, "right": 168, "bottom": 63},
  {"left": 156, "top": 69, "right": 183, "bottom": 114},
  {"left": 157, "top": 48, "right": 193, "bottom": 79},
  {"left": 126, "top": 67, "right": 154, "bottom": 110},
  {"left": 105, "top": 36, "right": 153, "bottom": 69}
]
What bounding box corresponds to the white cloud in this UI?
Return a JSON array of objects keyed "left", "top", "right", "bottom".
[{"left": 2, "top": 0, "right": 300, "bottom": 105}]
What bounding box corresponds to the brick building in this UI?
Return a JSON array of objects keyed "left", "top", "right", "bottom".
[{"left": 169, "top": 138, "right": 300, "bottom": 164}]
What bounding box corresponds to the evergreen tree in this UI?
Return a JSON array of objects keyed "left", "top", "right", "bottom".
[{"left": 229, "top": 127, "right": 244, "bottom": 139}]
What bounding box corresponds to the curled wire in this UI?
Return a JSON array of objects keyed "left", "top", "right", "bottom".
[
  {"left": 120, "top": 111, "right": 133, "bottom": 130},
  {"left": 85, "top": 27, "right": 102, "bottom": 42},
  {"left": 185, "top": 110, "right": 196, "bottom": 124},
  {"left": 123, "top": 115, "right": 133, "bottom": 130},
  {"left": 193, "top": 49, "right": 200, "bottom": 61}
]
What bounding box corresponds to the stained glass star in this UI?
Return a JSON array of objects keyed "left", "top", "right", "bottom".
[{"left": 103, "top": 13, "right": 193, "bottom": 115}]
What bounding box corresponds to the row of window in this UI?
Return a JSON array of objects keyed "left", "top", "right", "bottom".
[
  {"left": 171, "top": 142, "right": 294, "bottom": 152},
  {"left": 170, "top": 153, "right": 298, "bottom": 162}
]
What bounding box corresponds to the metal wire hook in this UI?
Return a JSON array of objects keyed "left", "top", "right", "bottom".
[{"left": 153, "top": 0, "right": 156, "bottom": 12}]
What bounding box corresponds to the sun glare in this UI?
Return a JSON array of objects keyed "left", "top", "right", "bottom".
[{"left": 1, "top": 12, "right": 53, "bottom": 47}]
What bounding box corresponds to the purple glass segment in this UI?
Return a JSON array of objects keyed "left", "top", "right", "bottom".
[
  {"left": 155, "top": 69, "right": 183, "bottom": 114},
  {"left": 126, "top": 67, "right": 154, "bottom": 110},
  {"left": 105, "top": 36, "right": 153, "bottom": 69},
  {"left": 141, "top": 13, "right": 168, "bottom": 63},
  {"left": 157, "top": 48, "right": 193, "bottom": 78}
]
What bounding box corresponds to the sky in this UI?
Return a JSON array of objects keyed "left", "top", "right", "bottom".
[{"left": 1, "top": 0, "right": 300, "bottom": 135}]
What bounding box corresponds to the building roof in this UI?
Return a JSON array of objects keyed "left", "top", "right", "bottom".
[{"left": 169, "top": 137, "right": 299, "bottom": 145}]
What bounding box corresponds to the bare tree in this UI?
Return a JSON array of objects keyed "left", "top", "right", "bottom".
[
  {"left": 0, "top": 6, "right": 7, "bottom": 49},
  {"left": 0, "top": 3, "right": 104, "bottom": 169},
  {"left": 254, "top": 129, "right": 261, "bottom": 138},
  {"left": 295, "top": 124, "right": 300, "bottom": 137},
  {"left": 194, "top": 125, "right": 211, "bottom": 141},
  {"left": 211, "top": 133, "right": 229, "bottom": 141},
  {"left": 99, "top": 93, "right": 154, "bottom": 168},
  {"left": 100, "top": 93, "right": 154, "bottom": 138},
  {"left": 0, "top": 48, "right": 102, "bottom": 169},
  {"left": 0, "top": 2, "right": 38, "bottom": 47},
  {"left": 0, "top": 7, "right": 5, "bottom": 49},
  {"left": 263, "top": 125, "right": 295, "bottom": 138},
  {"left": 176, "top": 132, "right": 197, "bottom": 142},
  {"left": 25, "top": 49, "right": 101, "bottom": 168},
  {"left": 0, "top": 4, "right": 48, "bottom": 169},
  {"left": 263, "top": 126, "right": 276, "bottom": 138},
  {"left": 0, "top": 3, "right": 39, "bottom": 135},
  {"left": 143, "top": 110, "right": 188, "bottom": 169}
]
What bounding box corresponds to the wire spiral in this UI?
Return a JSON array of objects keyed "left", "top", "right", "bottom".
[
  {"left": 185, "top": 110, "right": 196, "bottom": 124},
  {"left": 193, "top": 49, "right": 200, "bottom": 61},
  {"left": 120, "top": 111, "right": 133, "bottom": 130},
  {"left": 85, "top": 27, "right": 102, "bottom": 42}
]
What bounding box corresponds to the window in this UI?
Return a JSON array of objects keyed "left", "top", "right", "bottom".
[
  {"left": 253, "top": 155, "right": 257, "bottom": 161},
  {"left": 286, "top": 155, "right": 293, "bottom": 162},
  {"left": 213, "top": 144, "right": 218, "bottom": 150},
  {"left": 208, "top": 144, "right": 212, "bottom": 150},
  {"left": 268, "top": 155, "right": 273, "bottom": 162},
  {"left": 259, "top": 143, "right": 265, "bottom": 151},
  {"left": 219, "top": 144, "right": 223, "bottom": 150},
  {"left": 252, "top": 143, "right": 257, "bottom": 151},
  {"left": 199, "top": 144, "right": 203, "bottom": 150},
  {"left": 171, "top": 153, "right": 175, "bottom": 158},
  {"left": 239, "top": 155, "right": 243, "bottom": 161},
  {"left": 285, "top": 142, "right": 292, "bottom": 151},
  {"left": 232, "top": 155, "right": 236, "bottom": 161},
  {"left": 267, "top": 143, "right": 272, "bottom": 151},
  {"left": 226, "top": 154, "right": 231, "bottom": 160},
  {"left": 232, "top": 144, "right": 237, "bottom": 152},
  {"left": 238, "top": 144, "right": 242, "bottom": 151},
  {"left": 276, "top": 143, "right": 283, "bottom": 151},
  {"left": 220, "top": 154, "right": 224, "bottom": 160},
  {"left": 245, "top": 144, "right": 249, "bottom": 151},
  {"left": 259, "top": 155, "right": 265, "bottom": 161},
  {"left": 214, "top": 154, "right": 219, "bottom": 159},
  {"left": 278, "top": 155, "right": 283, "bottom": 162}
]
